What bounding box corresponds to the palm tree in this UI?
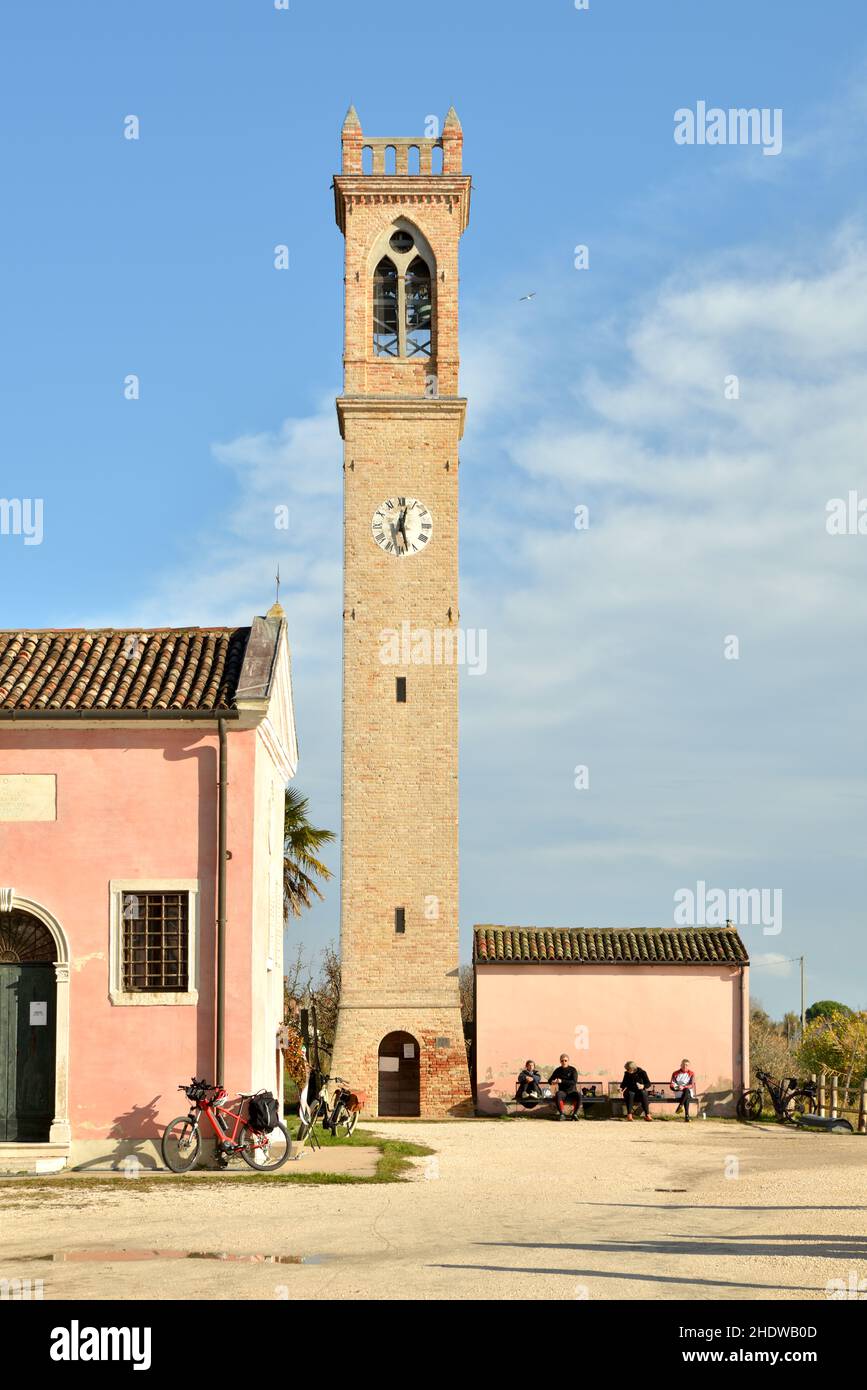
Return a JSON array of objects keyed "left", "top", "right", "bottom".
[{"left": 283, "top": 788, "right": 335, "bottom": 918}]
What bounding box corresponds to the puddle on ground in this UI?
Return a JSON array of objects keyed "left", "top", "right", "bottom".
[{"left": 29, "top": 1249, "right": 324, "bottom": 1265}]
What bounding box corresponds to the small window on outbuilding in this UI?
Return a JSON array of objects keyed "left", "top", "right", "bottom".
[
  {"left": 395, "top": 907, "right": 406, "bottom": 935},
  {"left": 396, "top": 676, "right": 407, "bottom": 702}
]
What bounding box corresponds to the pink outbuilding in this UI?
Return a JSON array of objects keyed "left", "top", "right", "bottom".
[
  {"left": 0, "top": 610, "right": 295, "bottom": 1171},
  {"left": 473, "top": 925, "right": 749, "bottom": 1116}
]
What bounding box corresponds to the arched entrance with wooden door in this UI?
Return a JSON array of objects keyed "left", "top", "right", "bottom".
[
  {"left": 377, "top": 1031, "right": 420, "bottom": 1116},
  {"left": 0, "top": 910, "right": 57, "bottom": 1141}
]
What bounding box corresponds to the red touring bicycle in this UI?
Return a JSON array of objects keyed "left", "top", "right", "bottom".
[{"left": 161, "top": 1078, "right": 292, "bottom": 1173}]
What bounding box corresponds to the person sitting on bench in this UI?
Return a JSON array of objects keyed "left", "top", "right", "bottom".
[
  {"left": 515, "top": 1060, "right": 544, "bottom": 1108},
  {"left": 548, "top": 1054, "right": 581, "bottom": 1121},
  {"left": 620, "top": 1061, "right": 653, "bottom": 1121},
  {"left": 670, "top": 1058, "right": 697, "bottom": 1121}
]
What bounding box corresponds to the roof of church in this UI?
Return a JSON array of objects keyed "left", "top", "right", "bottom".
[
  {"left": 474, "top": 925, "right": 749, "bottom": 966},
  {"left": 0, "top": 626, "right": 252, "bottom": 715}
]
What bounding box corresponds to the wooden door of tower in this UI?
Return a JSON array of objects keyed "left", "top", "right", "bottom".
[
  {"left": 0, "top": 963, "right": 56, "bottom": 1141},
  {"left": 377, "top": 1031, "right": 420, "bottom": 1116}
]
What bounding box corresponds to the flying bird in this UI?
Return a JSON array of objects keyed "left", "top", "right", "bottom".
[{"left": 518, "top": 292, "right": 537, "bottom": 301}]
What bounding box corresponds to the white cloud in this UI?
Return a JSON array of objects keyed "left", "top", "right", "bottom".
[
  {"left": 459, "top": 232, "right": 867, "bottom": 943},
  {"left": 212, "top": 399, "right": 341, "bottom": 502}
]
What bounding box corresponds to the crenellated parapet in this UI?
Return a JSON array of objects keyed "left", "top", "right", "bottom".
[
  {"left": 340, "top": 104, "right": 463, "bottom": 176},
  {"left": 335, "top": 107, "right": 471, "bottom": 236}
]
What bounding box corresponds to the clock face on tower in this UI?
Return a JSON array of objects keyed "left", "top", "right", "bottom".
[{"left": 371, "top": 497, "right": 433, "bottom": 557}]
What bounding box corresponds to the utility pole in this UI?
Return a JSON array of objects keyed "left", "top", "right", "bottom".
[{"left": 800, "top": 956, "right": 806, "bottom": 1037}]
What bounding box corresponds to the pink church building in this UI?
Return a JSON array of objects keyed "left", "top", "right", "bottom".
[
  {"left": 473, "top": 925, "right": 749, "bottom": 1116},
  {"left": 0, "top": 608, "right": 295, "bottom": 1171}
]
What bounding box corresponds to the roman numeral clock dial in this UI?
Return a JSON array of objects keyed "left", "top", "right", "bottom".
[{"left": 371, "top": 497, "right": 433, "bottom": 556}]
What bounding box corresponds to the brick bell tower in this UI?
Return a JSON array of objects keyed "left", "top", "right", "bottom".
[{"left": 330, "top": 107, "right": 472, "bottom": 1116}]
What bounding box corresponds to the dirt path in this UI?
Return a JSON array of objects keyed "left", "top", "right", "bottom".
[{"left": 1, "top": 1119, "right": 864, "bottom": 1301}]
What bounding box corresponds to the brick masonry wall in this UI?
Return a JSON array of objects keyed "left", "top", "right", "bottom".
[
  {"left": 335, "top": 1008, "right": 470, "bottom": 1117},
  {"left": 336, "top": 186, "right": 468, "bottom": 398},
  {"left": 329, "top": 145, "right": 472, "bottom": 1114}
]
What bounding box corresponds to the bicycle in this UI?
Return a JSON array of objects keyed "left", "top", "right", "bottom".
[
  {"left": 161, "top": 1077, "right": 292, "bottom": 1173},
  {"left": 736, "top": 1070, "right": 817, "bottom": 1123},
  {"left": 297, "top": 1075, "right": 359, "bottom": 1146},
  {"left": 329, "top": 1080, "right": 360, "bottom": 1139}
]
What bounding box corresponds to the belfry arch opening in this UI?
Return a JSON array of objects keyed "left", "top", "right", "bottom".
[
  {"left": 373, "top": 256, "right": 399, "bottom": 357},
  {"left": 405, "top": 257, "right": 432, "bottom": 357},
  {"left": 370, "top": 221, "right": 435, "bottom": 360}
]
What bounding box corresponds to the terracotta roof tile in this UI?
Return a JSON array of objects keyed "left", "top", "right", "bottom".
[
  {"left": 474, "top": 925, "right": 749, "bottom": 966},
  {"left": 0, "top": 628, "right": 250, "bottom": 714}
]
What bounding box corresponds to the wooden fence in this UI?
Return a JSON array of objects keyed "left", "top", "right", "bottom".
[{"left": 811, "top": 1074, "right": 867, "bottom": 1132}]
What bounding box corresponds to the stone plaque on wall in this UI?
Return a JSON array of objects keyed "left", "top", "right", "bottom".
[{"left": 0, "top": 774, "right": 57, "bottom": 822}]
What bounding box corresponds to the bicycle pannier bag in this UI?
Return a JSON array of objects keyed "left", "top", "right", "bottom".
[{"left": 248, "top": 1090, "right": 279, "bottom": 1133}]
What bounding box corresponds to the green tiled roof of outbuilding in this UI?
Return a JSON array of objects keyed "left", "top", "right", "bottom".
[{"left": 473, "top": 926, "right": 749, "bottom": 966}]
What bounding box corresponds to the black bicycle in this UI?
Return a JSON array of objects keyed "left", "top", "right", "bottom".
[{"left": 736, "top": 1070, "right": 817, "bottom": 1123}]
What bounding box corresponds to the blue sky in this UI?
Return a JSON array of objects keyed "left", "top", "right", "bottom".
[{"left": 2, "top": 1, "right": 866, "bottom": 1016}]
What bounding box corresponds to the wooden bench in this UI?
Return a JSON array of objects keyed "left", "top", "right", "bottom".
[
  {"left": 505, "top": 1080, "right": 608, "bottom": 1117},
  {"left": 608, "top": 1081, "right": 701, "bottom": 1118},
  {"left": 495, "top": 1080, "right": 701, "bottom": 1119}
]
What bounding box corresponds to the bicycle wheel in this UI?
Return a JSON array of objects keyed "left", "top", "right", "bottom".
[
  {"left": 239, "top": 1120, "right": 292, "bottom": 1171},
  {"left": 736, "top": 1089, "right": 763, "bottom": 1122},
  {"left": 332, "top": 1104, "right": 358, "bottom": 1139},
  {"left": 161, "top": 1116, "right": 201, "bottom": 1173},
  {"left": 783, "top": 1090, "right": 816, "bottom": 1121}
]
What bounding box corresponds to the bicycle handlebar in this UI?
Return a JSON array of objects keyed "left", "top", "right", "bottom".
[{"left": 178, "top": 1077, "right": 222, "bottom": 1102}]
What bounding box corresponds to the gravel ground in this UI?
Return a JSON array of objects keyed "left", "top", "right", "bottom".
[{"left": 1, "top": 1118, "right": 864, "bottom": 1301}]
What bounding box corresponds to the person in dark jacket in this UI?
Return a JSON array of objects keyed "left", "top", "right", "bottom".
[
  {"left": 620, "top": 1061, "right": 653, "bottom": 1121},
  {"left": 515, "top": 1061, "right": 543, "bottom": 1108},
  {"left": 548, "top": 1054, "right": 581, "bottom": 1121}
]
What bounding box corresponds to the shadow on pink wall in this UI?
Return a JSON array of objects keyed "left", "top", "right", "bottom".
[{"left": 72, "top": 1096, "right": 162, "bottom": 1171}]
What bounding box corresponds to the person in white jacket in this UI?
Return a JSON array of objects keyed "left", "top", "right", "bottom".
[{"left": 670, "top": 1058, "right": 697, "bottom": 1121}]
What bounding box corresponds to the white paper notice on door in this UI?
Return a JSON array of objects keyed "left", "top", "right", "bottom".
[
  {"left": 30, "top": 1001, "right": 48, "bottom": 1026},
  {"left": 379, "top": 1056, "right": 399, "bottom": 1072},
  {"left": 403, "top": 1042, "right": 415, "bottom": 1058}
]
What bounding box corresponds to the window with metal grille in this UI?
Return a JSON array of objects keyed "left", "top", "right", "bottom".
[{"left": 121, "top": 891, "right": 189, "bottom": 992}]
